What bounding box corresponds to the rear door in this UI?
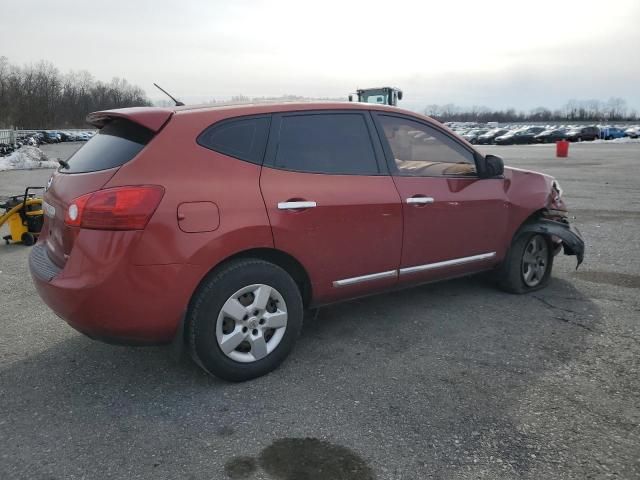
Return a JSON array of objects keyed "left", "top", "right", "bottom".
[
  {"left": 372, "top": 112, "right": 508, "bottom": 284},
  {"left": 259, "top": 110, "right": 402, "bottom": 304}
]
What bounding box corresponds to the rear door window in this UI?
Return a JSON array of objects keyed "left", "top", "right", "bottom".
[
  {"left": 270, "top": 113, "right": 379, "bottom": 175},
  {"left": 198, "top": 116, "right": 271, "bottom": 165},
  {"left": 64, "top": 119, "right": 153, "bottom": 173}
]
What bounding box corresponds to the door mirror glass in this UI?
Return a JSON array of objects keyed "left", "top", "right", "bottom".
[{"left": 482, "top": 154, "right": 504, "bottom": 178}]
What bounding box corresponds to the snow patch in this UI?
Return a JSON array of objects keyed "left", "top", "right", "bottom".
[{"left": 0, "top": 146, "right": 59, "bottom": 171}]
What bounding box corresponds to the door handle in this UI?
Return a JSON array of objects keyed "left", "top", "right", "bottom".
[
  {"left": 277, "top": 201, "right": 317, "bottom": 210},
  {"left": 406, "top": 196, "right": 434, "bottom": 205}
]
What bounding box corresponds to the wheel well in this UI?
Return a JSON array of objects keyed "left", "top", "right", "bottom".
[
  {"left": 212, "top": 248, "right": 312, "bottom": 307},
  {"left": 512, "top": 208, "right": 563, "bottom": 245},
  {"left": 509, "top": 208, "right": 551, "bottom": 244}
]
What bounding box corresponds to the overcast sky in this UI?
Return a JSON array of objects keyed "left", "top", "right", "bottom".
[{"left": 3, "top": 0, "right": 639, "bottom": 112}]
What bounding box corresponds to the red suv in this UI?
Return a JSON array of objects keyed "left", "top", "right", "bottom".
[{"left": 30, "top": 102, "right": 584, "bottom": 381}]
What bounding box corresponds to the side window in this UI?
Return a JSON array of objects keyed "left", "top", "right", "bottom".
[
  {"left": 198, "top": 116, "right": 270, "bottom": 165},
  {"left": 274, "top": 113, "right": 379, "bottom": 175},
  {"left": 377, "top": 115, "right": 476, "bottom": 177}
]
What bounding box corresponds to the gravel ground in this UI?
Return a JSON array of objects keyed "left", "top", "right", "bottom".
[{"left": 0, "top": 141, "right": 638, "bottom": 479}]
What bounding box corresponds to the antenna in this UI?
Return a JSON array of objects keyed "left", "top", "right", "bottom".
[{"left": 153, "top": 83, "right": 185, "bottom": 106}]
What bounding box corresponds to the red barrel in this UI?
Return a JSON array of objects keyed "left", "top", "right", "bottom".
[{"left": 556, "top": 140, "right": 569, "bottom": 158}]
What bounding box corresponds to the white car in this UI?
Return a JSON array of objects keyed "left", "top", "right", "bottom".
[{"left": 624, "top": 127, "right": 639, "bottom": 139}]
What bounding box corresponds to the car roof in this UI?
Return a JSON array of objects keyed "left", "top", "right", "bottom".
[
  {"left": 173, "top": 100, "right": 403, "bottom": 115},
  {"left": 87, "top": 101, "right": 446, "bottom": 133}
]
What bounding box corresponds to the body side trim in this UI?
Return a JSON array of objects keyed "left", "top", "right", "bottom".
[
  {"left": 333, "top": 270, "right": 398, "bottom": 287},
  {"left": 399, "top": 252, "right": 496, "bottom": 275}
]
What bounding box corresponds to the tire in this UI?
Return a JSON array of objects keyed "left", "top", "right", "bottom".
[
  {"left": 187, "top": 258, "right": 303, "bottom": 381},
  {"left": 21, "top": 232, "right": 35, "bottom": 246},
  {"left": 496, "top": 233, "right": 554, "bottom": 294}
]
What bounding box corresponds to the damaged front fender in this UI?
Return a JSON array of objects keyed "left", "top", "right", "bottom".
[{"left": 519, "top": 218, "right": 585, "bottom": 268}]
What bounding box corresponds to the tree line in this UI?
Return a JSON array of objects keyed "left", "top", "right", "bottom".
[
  {"left": 0, "top": 57, "right": 151, "bottom": 129},
  {"left": 424, "top": 98, "right": 638, "bottom": 123}
]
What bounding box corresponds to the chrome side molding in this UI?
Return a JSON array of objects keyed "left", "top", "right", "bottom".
[
  {"left": 332, "top": 252, "right": 497, "bottom": 287},
  {"left": 333, "top": 270, "right": 397, "bottom": 287},
  {"left": 399, "top": 252, "right": 496, "bottom": 275}
]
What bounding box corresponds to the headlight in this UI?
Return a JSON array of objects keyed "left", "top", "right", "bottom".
[{"left": 552, "top": 180, "right": 563, "bottom": 198}]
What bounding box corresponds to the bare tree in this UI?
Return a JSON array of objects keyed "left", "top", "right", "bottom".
[{"left": 0, "top": 57, "right": 151, "bottom": 128}]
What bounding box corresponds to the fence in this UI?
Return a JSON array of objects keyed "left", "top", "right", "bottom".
[{"left": 0, "top": 130, "right": 13, "bottom": 145}]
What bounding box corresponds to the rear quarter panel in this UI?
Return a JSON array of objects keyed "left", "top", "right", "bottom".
[{"left": 103, "top": 110, "right": 274, "bottom": 274}]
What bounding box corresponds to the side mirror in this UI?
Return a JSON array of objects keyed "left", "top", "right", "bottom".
[
  {"left": 397, "top": 90, "right": 403, "bottom": 100},
  {"left": 481, "top": 154, "right": 504, "bottom": 178},
  {"left": 348, "top": 94, "right": 353, "bottom": 102}
]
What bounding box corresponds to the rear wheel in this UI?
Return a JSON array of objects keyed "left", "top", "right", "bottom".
[
  {"left": 187, "top": 259, "right": 303, "bottom": 381},
  {"left": 497, "top": 233, "right": 553, "bottom": 294}
]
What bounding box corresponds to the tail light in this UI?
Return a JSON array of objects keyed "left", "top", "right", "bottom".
[{"left": 65, "top": 186, "right": 164, "bottom": 230}]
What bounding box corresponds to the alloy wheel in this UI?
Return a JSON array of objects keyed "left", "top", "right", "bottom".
[{"left": 521, "top": 235, "right": 549, "bottom": 287}]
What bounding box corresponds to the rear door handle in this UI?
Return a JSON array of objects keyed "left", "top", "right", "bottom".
[
  {"left": 406, "top": 196, "right": 434, "bottom": 205},
  {"left": 277, "top": 201, "right": 317, "bottom": 210}
]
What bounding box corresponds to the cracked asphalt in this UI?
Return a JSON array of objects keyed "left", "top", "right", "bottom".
[{"left": 1, "top": 141, "right": 638, "bottom": 479}]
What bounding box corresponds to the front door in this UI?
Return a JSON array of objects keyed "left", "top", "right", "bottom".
[
  {"left": 372, "top": 112, "right": 508, "bottom": 284},
  {"left": 260, "top": 111, "right": 403, "bottom": 304}
]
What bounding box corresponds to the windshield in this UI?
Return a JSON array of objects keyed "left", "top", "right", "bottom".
[{"left": 360, "top": 92, "right": 388, "bottom": 104}]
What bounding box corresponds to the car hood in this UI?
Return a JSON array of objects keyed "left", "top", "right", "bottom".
[
  {"left": 504, "top": 166, "right": 554, "bottom": 191},
  {"left": 502, "top": 166, "right": 565, "bottom": 210},
  {"left": 505, "top": 165, "right": 551, "bottom": 179}
]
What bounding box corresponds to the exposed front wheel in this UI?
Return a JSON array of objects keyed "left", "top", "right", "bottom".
[
  {"left": 496, "top": 233, "right": 553, "bottom": 293},
  {"left": 187, "top": 259, "right": 303, "bottom": 381}
]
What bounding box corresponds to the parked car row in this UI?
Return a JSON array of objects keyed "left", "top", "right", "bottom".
[
  {"left": 35, "top": 130, "right": 95, "bottom": 144},
  {"left": 450, "top": 123, "right": 640, "bottom": 145},
  {"left": 0, "top": 129, "right": 95, "bottom": 156}
]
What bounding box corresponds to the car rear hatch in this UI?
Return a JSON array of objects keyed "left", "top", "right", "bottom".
[{"left": 42, "top": 108, "right": 172, "bottom": 269}]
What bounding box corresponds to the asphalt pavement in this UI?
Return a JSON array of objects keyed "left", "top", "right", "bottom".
[{"left": 0, "top": 141, "right": 638, "bottom": 479}]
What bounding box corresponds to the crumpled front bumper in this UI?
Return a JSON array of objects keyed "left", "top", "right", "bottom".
[{"left": 519, "top": 218, "right": 585, "bottom": 268}]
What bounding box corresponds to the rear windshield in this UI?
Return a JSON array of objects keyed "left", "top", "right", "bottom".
[{"left": 63, "top": 119, "right": 154, "bottom": 173}]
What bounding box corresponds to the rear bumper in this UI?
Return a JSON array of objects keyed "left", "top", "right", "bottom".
[{"left": 29, "top": 232, "right": 203, "bottom": 344}]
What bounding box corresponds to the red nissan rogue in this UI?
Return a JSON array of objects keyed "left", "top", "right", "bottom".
[{"left": 30, "top": 102, "right": 584, "bottom": 381}]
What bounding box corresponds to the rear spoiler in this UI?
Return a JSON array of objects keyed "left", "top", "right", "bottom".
[{"left": 86, "top": 107, "right": 174, "bottom": 132}]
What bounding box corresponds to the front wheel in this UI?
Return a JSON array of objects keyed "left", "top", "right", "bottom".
[
  {"left": 496, "top": 233, "right": 553, "bottom": 294},
  {"left": 187, "top": 259, "right": 303, "bottom": 381}
]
